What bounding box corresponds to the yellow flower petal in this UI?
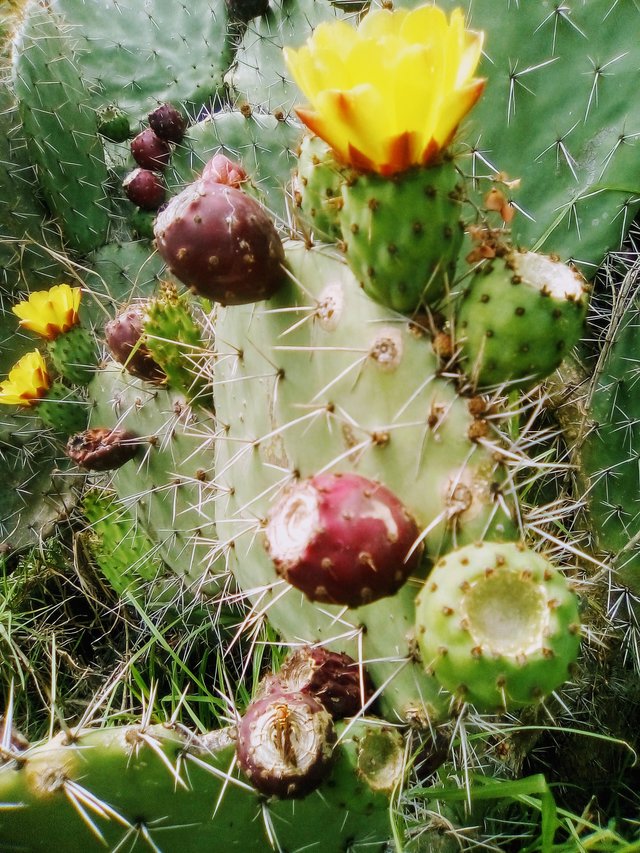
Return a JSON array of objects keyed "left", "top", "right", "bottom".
[
  {"left": 13, "top": 283, "right": 82, "bottom": 340},
  {"left": 0, "top": 349, "right": 50, "bottom": 407},
  {"left": 286, "top": 3, "right": 485, "bottom": 174}
]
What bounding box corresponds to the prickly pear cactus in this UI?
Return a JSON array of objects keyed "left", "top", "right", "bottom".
[{"left": 2, "top": 0, "right": 640, "bottom": 850}]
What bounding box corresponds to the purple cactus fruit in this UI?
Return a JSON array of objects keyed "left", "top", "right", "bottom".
[
  {"left": 148, "top": 103, "right": 187, "bottom": 143},
  {"left": 122, "top": 168, "right": 166, "bottom": 210},
  {"left": 265, "top": 473, "right": 422, "bottom": 607},
  {"left": 66, "top": 428, "right": 140, "bottom": 471},
  {"left": 105, "top": 304, "right": 165, "bottom": 383},
  {"left": 262, "top": 646, "right": 374, "bottom": 719},
  {"left": 131, "top": 128, "right": 171, "bottom": 171},
  {"left": 201, "top": 154, "right": 248, "bottom": 188},
  {"left": 153, "top": 178, "right": 285, "bottom": 305},
  {"left": 236, "top": 691, "right": 336, "bottom": 798}
]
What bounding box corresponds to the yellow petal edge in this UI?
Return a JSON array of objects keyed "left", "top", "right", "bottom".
[{"left": 284, "top": 5, "right": 484, "bottom": 175}]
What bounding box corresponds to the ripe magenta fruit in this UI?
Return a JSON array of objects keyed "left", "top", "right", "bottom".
[
  {"left": 105, "top": 304, "right": 165, "bottom": 383},
  {"left": 154, "top": 178, "right": 285, "bottom": 304},
  {"left": 130, "top": 128, "right": 171, "bottom": 171},
  {"left": 236, "top": 691, "right": 336, "bottom": 798},
  {"left": 262, "top": 646, "right": 374, "bottom": 719},
  {"left": 265, "top": 472, "right": 422, "bottom": 607},
  {"left": 122, "top": 168, "right": 166, "bottom": 210},
  {"left": 148, "top": 103, "right": 187, "bottom": 143}
]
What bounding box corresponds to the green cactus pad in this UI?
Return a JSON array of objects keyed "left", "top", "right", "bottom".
[
  {"left": 0, "top": 417, "right": 71, "bottom": 551},
  {"left": 214, "top": 241, "right": 519, "bottom": 723},
  {"left": 88, "top": 363, "right": 224, "bottom": 594},
  {"left": 0, "top": 723, "right": 395, "bottom": 851},
  {"left": 580, "top": 289, "right": 640, "bottom": 595},
  {"left": 12, "top": 0, "right": 111, "bottom": 254},
  {"left": 293, "top": 134, "right": 345, "bottom": 242},
  {"left": 415, "top": 541, "right": 581, "bottom": 712},
  {"left": 50, "top": 0, "right": 233, "bottom": 123},
  {"left": 81, "top": 489, "right": 164, "bottom": 595},
  {"left": 339, "top": 158, "right": 465, "bottom": 314},
  {"left": 433, "top": 0, "right": 640, "bottom": 268},
  {"left": 456, "top": 249, "right": 589, "bottom": 389}
]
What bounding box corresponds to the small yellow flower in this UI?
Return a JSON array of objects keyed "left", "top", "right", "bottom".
[
  {"left": 285, "top": 5, "right": 485, "bottom": 175},
  {"left": 13, "top": 283, "right": 82, "bottom": 340},
  {"left": 0, "top": 350, "right": 50, "bottom": 406}
]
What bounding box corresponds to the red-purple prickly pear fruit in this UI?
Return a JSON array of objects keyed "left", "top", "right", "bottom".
[
  {"left": 153, "top": 179, "right": 285, "bottom": 305},
  {"left": 265, "top": 472, "right": 422, "bottom": 607},
  {"left": 262, "top": 646, "right": 374, "bottom": 719},
  {"left": 66, "top": 428, "right": 140, "bottom": 471},
  {"left": 148, "top": 103, "right": 187, "bottom": 143},
  {"left": 122, "top": 168, "right": 166, "bottom": 210},
  {"left": 105, "top": 304, "right": 165, "bottom": 383},
  {"left": 201, "top": 154, "right": 248, "bottom": 188},
  {"left": 236, "top": 691, "right": 336, "bottom": 798},
  {"left": 131, "top": 128, "right": 171, "bottom": 171}
]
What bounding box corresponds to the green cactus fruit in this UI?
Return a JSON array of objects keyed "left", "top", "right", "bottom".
[
  {"left": 144, "top": 284, "right": 211, "bottom": 403},
  {"left": 414, "top": 541, "right": 581, "bottom": 712},
  {"left": 129, "top": 208, "right": 156, "bottom": 240},
  {"left": 456, "top": 249, "right": 589, "bottom": 389},
  {"left": 96, "top": 103, "right": 131, "bottom": 143},
  {"left": 35, "top": 381, "right": 88, "bottom": 436},
  {"left": 339, "top": 158, "right": 465, "bottom": 314},
  {"left": 47, "top": 326, "right": 98, "bottom": 386},
  {"left": 293, "top": 134, "right": 344, "bottom": 242}
]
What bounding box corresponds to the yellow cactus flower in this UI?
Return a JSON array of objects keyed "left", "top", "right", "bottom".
[
  {"left": 284, "top": 5, "right": 485, "bottom": 176},
  {"left": 0, "top": 350, "right": 50, "bottom": 406},
  {"left": 13, "top": 283, "right": 82, "bottom": 340}
]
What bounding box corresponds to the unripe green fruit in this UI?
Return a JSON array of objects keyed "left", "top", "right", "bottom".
[
  {"left": 339, "top": 158, "right": 465, "bottom": 314},
  {"left": 415, "top": 541, "right": 581, "bottom": 712},
  {"left": 47, "top": 326, "right": 98, "bottom": 386},
  {"left": 293, "top": 135, "right": 344, "bottom": 242},
  {"left": 96, "top": 104, "right": 131, "bottom": 143},
  {"left": 456, "top": 250, "right": 588, "bottom": 389}
]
